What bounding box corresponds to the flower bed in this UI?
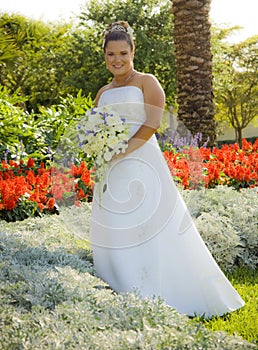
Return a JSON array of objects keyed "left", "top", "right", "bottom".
[
  {"left": 0, "top": 139, "right": 257, "bottom": 221},
  {"left": 164, "top": 138, "right": 258, "bottom": 189},
  {"left": 0, "top": 159, "right": 93, "bottom": 221}
]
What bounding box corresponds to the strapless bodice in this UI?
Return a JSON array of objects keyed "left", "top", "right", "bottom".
[
  {"left": 98, "top": 85, "right": 144, "bottom": 106},
  {"left": 98, "top": 86, "right": 146, "bottom": 137}
]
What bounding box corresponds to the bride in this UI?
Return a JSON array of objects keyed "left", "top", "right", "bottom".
[{"left": 90, "top": 21, "right": 244, "bottom": 318}]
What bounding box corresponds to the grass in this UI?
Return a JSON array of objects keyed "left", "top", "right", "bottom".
[
  {"left": 196, "top": 267, "right": 258, "bottom": 344},
  {"left": 0, "top": 202, "right": 257, "bottom": 349}
]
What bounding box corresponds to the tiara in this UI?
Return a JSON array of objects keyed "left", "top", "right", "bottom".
[
  {"left": 103, "top": 23, "right": 134, "bottom": 39},
  {"left": 110, "top": 24, "right": 127, "bottom": 33}
]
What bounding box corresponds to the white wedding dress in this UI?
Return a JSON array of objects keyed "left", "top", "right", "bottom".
[{"left": 90, "top": 86, "right": 244, "bottom": 318}]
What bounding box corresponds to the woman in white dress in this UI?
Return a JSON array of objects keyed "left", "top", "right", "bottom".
[{"left": 90, "top": 21, "right": 244, "bottom": 318}]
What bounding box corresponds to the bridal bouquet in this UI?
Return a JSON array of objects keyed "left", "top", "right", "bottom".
[{"left": 77, "top": 107, "right": 129, "bottom": 191}]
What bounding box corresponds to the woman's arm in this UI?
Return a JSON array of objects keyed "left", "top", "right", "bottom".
[{"left": 94, "top": 84, "right": 111, "bottom": 107}]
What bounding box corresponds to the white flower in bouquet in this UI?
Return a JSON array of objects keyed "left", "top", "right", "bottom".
[{"left": 77, "top": 107, "right": 130, "bottom": 191}]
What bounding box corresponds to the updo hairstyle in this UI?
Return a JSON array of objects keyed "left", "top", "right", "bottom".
[{"left": 103, "top": 21, "right": 134, "bottom": 52}]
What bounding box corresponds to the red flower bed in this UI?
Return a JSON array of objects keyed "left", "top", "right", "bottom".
[
  {"left": 164, "top": 138, "right": 258, "bottom": 189},
  {"left": 51, "top": 161, "right": 93, "bottom": 206},
  {"left": 0, "top": 159, "right": 93, "bottom": 221},
  {"left": 0, "top": 139, "right": 257, "bottom": 221}
]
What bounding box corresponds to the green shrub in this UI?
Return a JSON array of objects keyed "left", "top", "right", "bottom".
[
  {"left": 0, "top": 86, "right": 37, "bottom": 159},
  {"left": 0, "top": 87, "right": 93, "bottom": 161},
  {"left": 35, "top": 90, "right": 93, "bottom": 156}
]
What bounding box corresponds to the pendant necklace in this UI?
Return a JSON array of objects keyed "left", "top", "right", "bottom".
[{"left": 112, "top": 69, "right": 137, "bottom": 87}]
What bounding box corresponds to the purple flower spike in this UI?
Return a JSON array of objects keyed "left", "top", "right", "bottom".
[
  {"left": 91, "top": 108, "right": 97, "bottom": 115},
  {"left": 4, "top": 149, "right": 9, "bottom": 162}
]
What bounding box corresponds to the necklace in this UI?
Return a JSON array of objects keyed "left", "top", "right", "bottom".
[{"left": 112, "top": 70, "right": 137, "bottom": 87}]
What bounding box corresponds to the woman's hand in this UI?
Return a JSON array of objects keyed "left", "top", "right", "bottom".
[{"left": 109, "top": 149, "right": 128, "bottom": 163}]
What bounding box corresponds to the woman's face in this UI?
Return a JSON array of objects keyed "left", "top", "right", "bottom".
[{"left": 104, "top": 40, "right": 134, "bottom": 77}]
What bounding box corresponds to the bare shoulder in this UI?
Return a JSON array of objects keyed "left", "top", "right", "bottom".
[
  {"left": 141, "top": 73, "right": 162, "bottom": 89},
  {"left": 94, "top": 83, "right": 112, "bottom": 107},
  {"left": 136, "top": 72, "right": 165, "bottom": 108}
]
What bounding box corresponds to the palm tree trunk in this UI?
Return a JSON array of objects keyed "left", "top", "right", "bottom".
[{"left": 171, "top": 0, "right": 216, "bottom": 146}]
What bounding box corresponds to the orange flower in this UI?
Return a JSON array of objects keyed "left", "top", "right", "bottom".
[
  {"left": 1, "top": 160, "right": 9, "bottom": 169},
  {"left": 37, "top": 203, "right": 44, "bottom": 212},
  {"left": 26, "top": 170, "right": 36, "bottom": 185},
  {"left": 27, "top": 158, "right": 35, "bottom": 168},
  {"left": 77, "top": 188, "right": 85, "bottom": 199},
  {"left": 9, "top": 160, "right": 19, "bottom": 168},
  {"left": 81, "top": 169, "right": 92, "bottom": 186},
  {"left": 46, "top": 197, "right": 55, "bottom": 211}
]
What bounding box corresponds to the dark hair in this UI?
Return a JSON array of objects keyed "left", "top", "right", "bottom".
[{"left": 103, "top": 21, "right": 134, "bottom": 52}]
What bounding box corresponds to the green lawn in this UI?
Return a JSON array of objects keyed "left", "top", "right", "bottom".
[{"left": 196, "top": 267, "right": 258, "bottom": 344}]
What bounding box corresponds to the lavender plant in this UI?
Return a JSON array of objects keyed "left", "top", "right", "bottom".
[{"left": 157, "top": 124, "right": 208, "bottom": 152}]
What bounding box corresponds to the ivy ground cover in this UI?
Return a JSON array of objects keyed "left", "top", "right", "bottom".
[{"left": 0, "top": 196, "right": 257, "bottom": 349}]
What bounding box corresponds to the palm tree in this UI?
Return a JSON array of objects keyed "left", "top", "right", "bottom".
[
  {"left": 171, "top": 0, "right": 216, "bottom": 146},
  {"left": 0, "top": 28, "right": 19, "bottom": 68}
]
